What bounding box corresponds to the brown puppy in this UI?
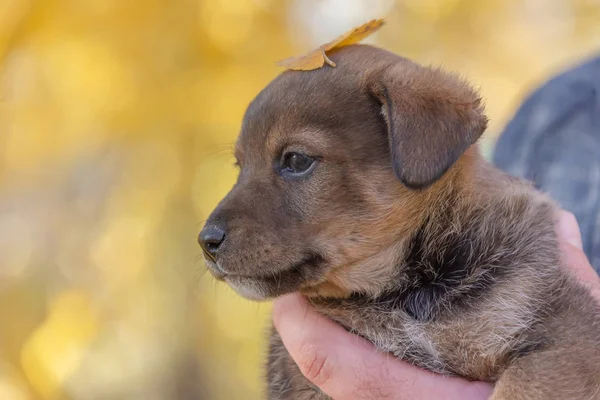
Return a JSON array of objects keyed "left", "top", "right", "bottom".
[{"left": 198, "top": 45, "right": 600, "bottom": 399}]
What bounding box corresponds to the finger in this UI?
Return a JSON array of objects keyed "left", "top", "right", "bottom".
[
  {"left": 556, "top": 211, "right": 600, "bottom": 303},
  {"left": 273, "top": 294, "right": 493, "bottom": 400}
]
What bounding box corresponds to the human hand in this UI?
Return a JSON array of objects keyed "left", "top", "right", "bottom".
[
  {"left": 273, "top": 292, "right": 493, "bottom": 399},
  {"left": 272, "top": 210, "right": 600, "bottom": 399},
  {"left": 556, "top": 210, "right": 600, "bottom": 303}
]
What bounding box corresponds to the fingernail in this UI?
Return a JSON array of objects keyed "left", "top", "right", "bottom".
[
  {"left": 566, "top": 236, "right": 583, "bottom": 250},
  {"left": 558, "top": 211, "right": 583, "bottom": 250}
]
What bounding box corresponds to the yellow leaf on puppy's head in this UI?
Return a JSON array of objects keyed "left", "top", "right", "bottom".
[{"left": 277, "top": 19, "right": 385, "bottom": 71}]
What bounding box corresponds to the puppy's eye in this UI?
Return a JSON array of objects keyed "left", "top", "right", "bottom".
[{"left": 281, "top": 152, "right": 315, "bottom": 174}]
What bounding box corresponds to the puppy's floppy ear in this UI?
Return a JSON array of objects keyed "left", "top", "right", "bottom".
[{"left": 370, "top": 61, "right": 488, "bottom": 189}]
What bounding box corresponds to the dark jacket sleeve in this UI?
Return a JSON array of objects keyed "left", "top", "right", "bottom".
[{"left": 493, "top": 55, "right": 600, "bottom": 272}]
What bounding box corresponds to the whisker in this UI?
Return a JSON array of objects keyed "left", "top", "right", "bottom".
[{"left": 201, "top": 142, "right": 236, "bottom": 158}]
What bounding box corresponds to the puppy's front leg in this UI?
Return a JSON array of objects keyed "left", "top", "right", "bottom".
[{"left": 491, "top": 345, "right": 600, "bottom": 400}]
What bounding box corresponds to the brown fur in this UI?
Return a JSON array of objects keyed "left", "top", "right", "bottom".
[{"left": 199, "top": 45, "right": 600, "bottom": 399}]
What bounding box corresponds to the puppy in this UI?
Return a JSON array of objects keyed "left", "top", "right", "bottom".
[{"left": 199, "top": 45, "right": 600, "bottom": 399}]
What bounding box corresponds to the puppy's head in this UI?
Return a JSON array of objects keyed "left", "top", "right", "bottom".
[{"left": 199, "top": 45, "right": 487, "bottom": 300}]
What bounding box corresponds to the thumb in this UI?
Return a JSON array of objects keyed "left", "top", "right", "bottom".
[{"left": 273, "top": 294, "right": 493, "bottom": 400}]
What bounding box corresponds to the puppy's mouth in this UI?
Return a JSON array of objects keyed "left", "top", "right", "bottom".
[{"left": 206, "top": 253, "right": 326, "bottom": 300}]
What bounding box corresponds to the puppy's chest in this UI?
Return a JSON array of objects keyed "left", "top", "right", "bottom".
[
  {"left": 319, "top": 306, "right": 450, "bottom": 374},
  {"left": 313, "top": 295, "right": 537, "bottom": 381}
]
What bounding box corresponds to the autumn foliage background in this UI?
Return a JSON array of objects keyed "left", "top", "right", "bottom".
[{"left": 0, "top": 0, "right": 599, "bottom": 399}]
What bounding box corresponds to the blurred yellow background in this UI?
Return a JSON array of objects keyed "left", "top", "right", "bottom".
[{"left": 0, "top": 0, "right": 599, "bottom": 399}]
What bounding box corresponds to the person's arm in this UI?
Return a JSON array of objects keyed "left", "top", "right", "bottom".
[{"left": 273, "top": 211, "right": 600, "bottom": 400}]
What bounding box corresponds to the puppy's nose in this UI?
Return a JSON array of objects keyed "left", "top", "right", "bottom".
[{"left": 198, "top": 225, "right": 226, "bottom": 261}]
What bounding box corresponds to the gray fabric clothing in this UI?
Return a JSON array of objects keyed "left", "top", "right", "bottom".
[{"left": 493, "top": 54, "right": 600, "bottom": 271}]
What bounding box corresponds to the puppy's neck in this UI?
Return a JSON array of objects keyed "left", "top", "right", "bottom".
[{"left": 301, "top": 147, "right": 483, "bottom": 300}]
